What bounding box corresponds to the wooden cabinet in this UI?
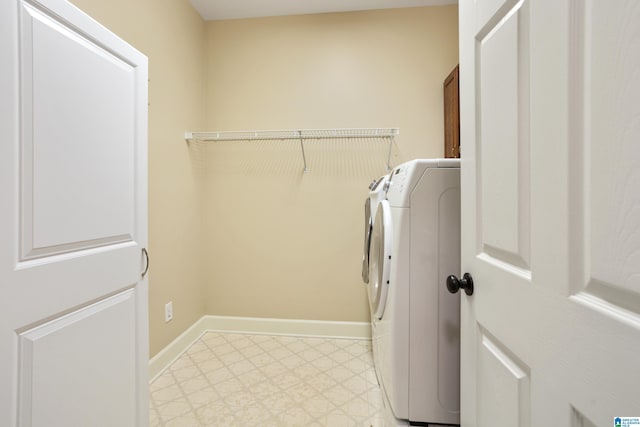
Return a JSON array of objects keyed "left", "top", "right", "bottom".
[{"left": 443, "top": 65, "right": 460, "bottom": 158}]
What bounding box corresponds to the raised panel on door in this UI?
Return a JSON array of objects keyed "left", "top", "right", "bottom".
[
  {"left": 18, "top": 290, "right": 137, "bottom": 427},
  {"left": 570, "top": 0, "right": 640, "bottom": 309},
  {"left": 20, "top": 1, "right": 137, "bottom": 260},
  {"left": 0, "top": 1, "right": 148, "bottom": 426},
  {"left": 477, "top": 0, "right": 531, "bottom": 274},
  {"left": 476, "top": 330, "right": 530, "bottom": 427}
]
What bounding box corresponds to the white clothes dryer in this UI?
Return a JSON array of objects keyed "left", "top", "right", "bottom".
[{"left": 368, "top": 159, "right": 461, "bottom": 426}]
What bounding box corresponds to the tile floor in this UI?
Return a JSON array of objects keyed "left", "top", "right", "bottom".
[{"left": 149, "top": 332, "right": 384, "bottom": 426}]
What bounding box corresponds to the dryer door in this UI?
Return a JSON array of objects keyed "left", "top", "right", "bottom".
[
  {"left": 361, "top": 198, "right": 372, "bottom": 283},
  {"left": 368, "top": 200, "right": 392, "bottom": 320}
]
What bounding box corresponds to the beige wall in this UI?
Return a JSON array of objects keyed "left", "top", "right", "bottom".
[
  {"left": 70, "top": 0, "right": 208, "bottom": 357},
  {"left": 201, "top": 7, "right": 459, "bottom": 322}
]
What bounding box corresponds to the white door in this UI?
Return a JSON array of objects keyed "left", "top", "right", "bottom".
[
  {"left": 0, "top": 0, "right": 149, "bottom": 426},
  {"left": 459, "top": 0, "right": 640, "bottom": 426}
]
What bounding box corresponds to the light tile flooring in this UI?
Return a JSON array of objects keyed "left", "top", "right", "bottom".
[{"left": 150, "top": 332, "right": 384, "bottom": 426}]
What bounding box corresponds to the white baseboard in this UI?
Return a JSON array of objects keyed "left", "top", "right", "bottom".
[
  {"left": 149, "top": 315, "right": 371, "bottom": 381},
  {"left": 148, "top": 316, "right": 210, "bottom": 382}
]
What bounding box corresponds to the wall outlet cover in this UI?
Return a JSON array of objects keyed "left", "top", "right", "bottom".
[{"left": 165, "top": 301, "right": 173, "bottom": 322}]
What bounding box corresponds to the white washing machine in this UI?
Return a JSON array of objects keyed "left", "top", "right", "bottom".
[{"left": 368, "top": 159, "right": 461, "bottom": 426}]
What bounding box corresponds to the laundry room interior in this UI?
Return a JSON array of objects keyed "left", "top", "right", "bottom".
[
  {"left": 71, "top": 0, "right": 456, "bottom": 361},
  {"left": 5, "top": 0, "right": 639, "bottom": 425},
  {"left": 69, "top": 0, "right": 461, "bottom": 424}
]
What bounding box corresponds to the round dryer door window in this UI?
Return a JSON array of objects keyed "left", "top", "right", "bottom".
[
  {"left": 361, "top": 197, "right": 372, "bottom": 284},
  {"left": 368, "top": 200, "right": 392, "bottom": 320}
]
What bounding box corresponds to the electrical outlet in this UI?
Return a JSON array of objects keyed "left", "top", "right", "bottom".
[{"left": 165, "top": 301, "right": 173, "bottom": 322}]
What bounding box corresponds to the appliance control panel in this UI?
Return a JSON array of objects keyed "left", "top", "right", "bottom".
[{"left": 386, "top": 159, "right": 460, "bottom": 207}]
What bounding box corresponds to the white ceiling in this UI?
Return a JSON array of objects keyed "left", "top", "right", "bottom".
[{"left": 189, "top": 0, "right": 457, "bottom": 21}]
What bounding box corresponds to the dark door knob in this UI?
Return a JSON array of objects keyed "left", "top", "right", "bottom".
[{"left": 447, "top": 273, "right": 474, "bottom": 296}]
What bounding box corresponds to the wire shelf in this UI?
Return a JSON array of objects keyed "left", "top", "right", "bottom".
[{"left": 184, "top": 128, "right": 399, "bottom": 172}]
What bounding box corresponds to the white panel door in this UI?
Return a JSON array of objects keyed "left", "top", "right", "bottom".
[
  {"left": 459, "top": 0, "right": 640, "bottom": 425},
  {"left": 0, "top": 0, "right": 149, "bottom": 426}
]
